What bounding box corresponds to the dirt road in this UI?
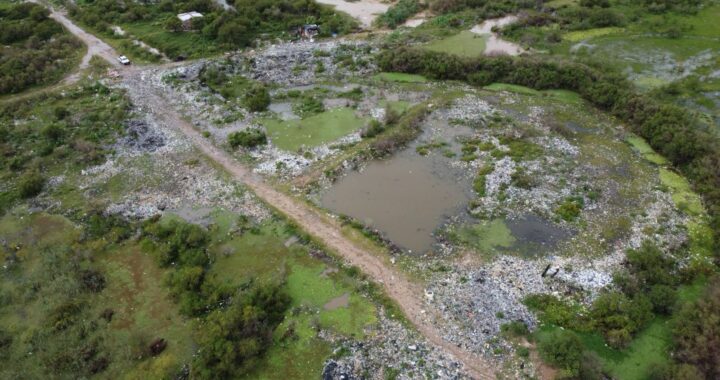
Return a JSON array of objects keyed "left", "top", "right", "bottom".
[{"left": 34, "top": 3, "right": 498, "bottom": 379}]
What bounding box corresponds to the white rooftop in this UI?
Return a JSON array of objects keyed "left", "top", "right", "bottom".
[{"left": 177, "top": 12, "right": 203, "bottom": 22}]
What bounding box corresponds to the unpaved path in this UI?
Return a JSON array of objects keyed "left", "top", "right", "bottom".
[
  {"left": 31, "top": 3, "right": 499, "bottom": 379},
  {"left": 316, "top": 0, "right": 389, "bottom": 28}
]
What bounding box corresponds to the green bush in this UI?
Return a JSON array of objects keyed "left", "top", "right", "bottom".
[
  {"left": 243, "top": 85, "right": 270, "bottom": 112},
  {"left": 538, "top": 329, "right": 584, "bottom": 377},
  {"left": 18, "top": 171, "right": 45, "bottom": 198},
  {"left": 500, "top": 321, "right": 530, "bottom": 338},
  {"left": 293, "top": 96, "right": 324, "bottom": 117},
  {"left": 192, "top": 283, "right": 291, "bottom": 379},
  {"left": 228, "top": 129, "right": 267, "bottom": 149},
  {"left": 671, "top": 277, "right": 720, "bottom": 379},
  {"left": 377, "top": 0, "right": 422, "bottom": 28},
  {"left": 555, "top": 196, "right": 584, "bottom": 222},
  {"left": 590, "top": 291, "right": 653, "bottom": 348}
]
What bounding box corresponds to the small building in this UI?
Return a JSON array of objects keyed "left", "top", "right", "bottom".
[{"left": 177, "top": 12, "right": 203, "bottom": 30}]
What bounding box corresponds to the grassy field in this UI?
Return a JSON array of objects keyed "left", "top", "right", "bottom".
[
  {"left": 260, "top": 108, "right": 367, "bottom": 151},
  {"left": 374, "top": 72, "right": 428, "bottom": 83},
  {"left": 424, "top": 31, "right": 488, "bottom": 57}
]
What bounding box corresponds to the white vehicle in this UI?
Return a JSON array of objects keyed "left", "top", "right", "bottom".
[{"left": 117, "top": 55, "right": 131, "bottom": 65}]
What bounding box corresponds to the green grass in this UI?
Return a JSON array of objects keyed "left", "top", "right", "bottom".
[
  {"left": 536, "top": 319, "right": 672, "bottom": 380},
  {"left": 424, "top": 31, "right": 488, "bottom": 57},
  {"left": 659, "top": 168, "right": 704, "bottom": 216},
  {"left": 484, "top": 84, "right": 584, "bottom": 104},
  {"left": 382, "top": 100, "right": 412, "bottom": 114},
  {"left": 260, "top": 108, "right": 367, "bottom": 151},
  {"left": 286, "top": 263, "right": 377, "bottom": 337},
  {"left": 246, "top": 313, "right": 332, "bottom": 380},
  {"left": 484, "top": 83, "right": 541, "bottom": 96},
  {"left": 563, "top": 27, "right": 625, "bottom": 42},
  {"left": 375, "top": 72, "right": 428, "bottom": 83},
  {"left": 96, "top": 246, "right": 195, "bottom": 378},
  {"left": 626, "top": 135, "right": 668, "bottom": 165}
]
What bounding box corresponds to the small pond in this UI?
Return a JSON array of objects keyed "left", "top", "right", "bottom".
[{"left": 321, "top": 120, "right": 474, "bottom": 254}]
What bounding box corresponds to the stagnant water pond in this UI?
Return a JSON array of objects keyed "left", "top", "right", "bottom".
[{"left": 321, "top": 119, "right": 474, "bottom": 254}]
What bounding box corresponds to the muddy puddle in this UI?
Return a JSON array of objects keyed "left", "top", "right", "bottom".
[
  {"left": 470, "top": 15, "right": 523, "bottom": 56},
  {"left": 268, "top": 102, "right": 298, "bottom": 120},
  {"left": 324, "top": 293, "right": 350, "bottom": 310},
  {"left": 506, "top": 214, "right": 571, "bottom": 255},
  {"left": 321, "top": 121, "right": 473, "bottom": 254}
]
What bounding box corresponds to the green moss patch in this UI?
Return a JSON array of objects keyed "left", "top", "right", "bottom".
[
  {"left": 424, "top": 31, "right": 488, "bottom": 57},
  {"left": 260, "top": 108, "right": 366, "bottom": 151},
  {"left": 626, "top": 135, "right": 668, "bottom": 165},
  {"left": 375, "top": 72, "right": 428, "bottom": 83},
  {"left": 659, "top": 168, "right": 704, "bottom": 216},
  {"left": 448, "top": 219, "right": 516, "bottom": 255}
]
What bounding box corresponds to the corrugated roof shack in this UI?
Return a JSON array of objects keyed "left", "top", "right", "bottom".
[{"left": 177, "top": 12, "right": 203, "bottom": 30}]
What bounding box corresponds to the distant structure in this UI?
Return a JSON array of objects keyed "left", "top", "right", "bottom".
[
  {"left": 177, "top": 12, "right": 203, "bottom": 30},
  {"left": 295, "top": 24, "right": 320, "bottom": 40}
]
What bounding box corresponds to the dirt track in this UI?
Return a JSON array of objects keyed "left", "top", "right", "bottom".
[{"left": 33, "top": 2, "right": 499, "bottom": 379}]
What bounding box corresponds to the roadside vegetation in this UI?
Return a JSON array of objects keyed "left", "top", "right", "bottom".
[
  {"left": 0, "top": 2, "right": 83, "bottom": 94},
  {"left": 64, "top": 0, "right": 357, "bottom": 60}
]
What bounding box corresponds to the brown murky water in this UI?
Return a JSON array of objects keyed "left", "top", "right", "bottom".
[{"left": 321, "top": 147, "right": 471, "bottom": 254}]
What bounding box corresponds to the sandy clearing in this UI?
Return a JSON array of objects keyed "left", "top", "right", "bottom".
[{"left": 315, "top": 0, "right": 389, "bottom": 28}]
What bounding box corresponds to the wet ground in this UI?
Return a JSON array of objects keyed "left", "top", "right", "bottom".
[{"left": 506, "top": 214, "right": 572, "bottom": 255}]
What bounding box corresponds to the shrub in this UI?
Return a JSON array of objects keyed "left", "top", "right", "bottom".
[
  {"left": 500, "top": 321, "right": 530, "bottom": 337},
  {"left": 228, "top": 129, "right": 267, "bottom": 149},
  {"left": 538, "top": 329, "right": 584, "bottom": 377},
  {"left": 555, "top": 196, "right": 584, "bottom": 221},
  {"left": 293, "top": 96, "right": 324, "bottom": 117},
  {"left": 18, "top": 171, "right": 45, "bottom": 198},
  {"left": 243, "top": 85, "right": 270, "bottom": 112},
  {"left": 192, "top": 283, "right": 291, "bottom": 378},
  {"left": 590, "top": 291, "right": 653, "bottom": 348},
  {"left": 361, "top": 119, "right": 386, "bottom": 138}
]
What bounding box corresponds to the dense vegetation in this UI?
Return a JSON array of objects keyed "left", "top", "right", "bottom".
[
  {"left": 66, "top": 0, "right": 357, "bottom": 60},
  {"left": 0, "top": 2, "right": 83, "bottom": 94}
]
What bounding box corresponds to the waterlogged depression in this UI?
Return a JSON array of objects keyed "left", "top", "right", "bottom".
[
  {"left": 322, "top": 120, "right": 475, "bottom": 254},
  {"left": 322, "top": 150, "right": 471, "bottom": 253}
]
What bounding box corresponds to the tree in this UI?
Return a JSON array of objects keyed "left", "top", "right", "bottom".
[{"left": 672, "top": 278, "right": 720, "bottom": 379}]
